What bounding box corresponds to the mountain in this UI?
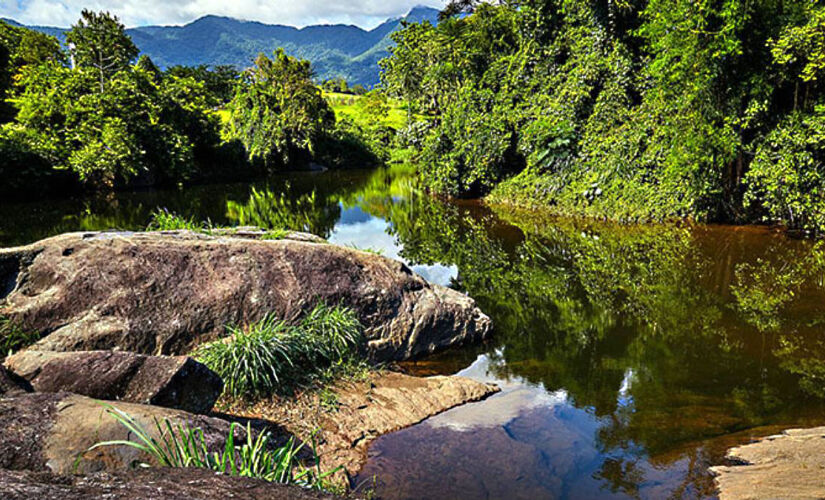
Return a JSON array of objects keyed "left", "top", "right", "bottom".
[{"left": 1, "top": 6, "right": 440, "bottom": 86}]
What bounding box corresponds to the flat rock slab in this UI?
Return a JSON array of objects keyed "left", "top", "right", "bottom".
[
  {"left": 227, "top": 371, "right": 500, "bottom": 476},
  {"left": 5, "top": 350, "right": 223, "bottom": 414},
  {"left": 0, "top": 467, "right": 337, "bottom": 500},
  {"left": 0, "top": 230, "right": 492, "bottom": 361},
  {"left": 711, "top": 426, "right": 825, "bottom": 499},
  {"left": 0, "top": 392, "right": 243, "bottom": 475}
]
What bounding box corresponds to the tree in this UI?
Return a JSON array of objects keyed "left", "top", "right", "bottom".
[
  {"left": 66, "top": 10, "right": 138, "bottom": 93},
  {"left": 0, "top": 20, "right": 63, "bottom": 123},
  {"left": 227, "top": 49, "right": 334, "bottom": 168}
]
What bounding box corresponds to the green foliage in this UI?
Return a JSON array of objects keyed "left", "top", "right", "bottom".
[
  {"left": 166, "top": 65, "right": 239, "bottom": 105},
  {"left": 226, "top": 187, "right": 339, "bottom": 237},
  {"left": 195, "top": 303, "right": 363, "bottom": 398},
  {"left": 380, "top": 0, "right": 825, "bottom": 226},
  {"left": 746, "top": 108, "right": 825, "bottom": 234},
  {"left": 147, "top": 208, "right": 206, "bottom": 232},
  {"left": 66, "top": 10, "right": 139, "bottom": 93},
  {"left": 89, "top": 403, "right": 339, "bottom": 487},
  {"left": 226, "top": 49, "right": 334, "bottom": 168},
  {"left": 0, "top": 316, "right": 39, "bottom": 356}
]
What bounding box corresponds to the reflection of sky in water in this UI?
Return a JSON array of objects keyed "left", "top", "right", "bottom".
[
  {"left": 357, "top": 353, "right": 707, "bottom": 499},
  {"left": 328, "top": 205, "right": 458, "bottom": 287},
  {"left": 425, "top": 353, "right": 571, "bottom": 431}
]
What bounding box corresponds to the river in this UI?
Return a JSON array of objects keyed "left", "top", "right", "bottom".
[{"left": 3, "top": 165, "right": 825, "bottom": 499}]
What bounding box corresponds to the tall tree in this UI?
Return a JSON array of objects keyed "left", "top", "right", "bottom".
[
  {"left": 227, "top": 49, "right": 334, "bottom": 168},
  {"left": 66, "top": 10, "right": 138, "bottom": 93}
]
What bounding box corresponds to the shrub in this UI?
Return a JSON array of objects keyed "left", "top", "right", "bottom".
[
  {"left": 195, "top": 303, "right": 363, "bottom": 398},
  {"left": 88, "top": 402, "right": 339, "bottom": 487}
]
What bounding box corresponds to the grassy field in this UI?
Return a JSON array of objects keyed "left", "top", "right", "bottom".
[{"left": 323, "top": 91, "right": 408, "bottom": 129}]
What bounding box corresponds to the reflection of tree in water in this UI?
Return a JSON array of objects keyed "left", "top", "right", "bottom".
[
  {"left": 360, "top": 187, "right": 825, "bottom": 496},
  {"left": 226, "top": 186, "right": 340, "bottom": 237},
  {"left": 729, "top": 242, "right": 825, "bottom": 399}
]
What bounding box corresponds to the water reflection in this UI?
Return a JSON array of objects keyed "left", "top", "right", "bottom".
[{"left": 3, "top": 166, "right": 825, "bottom": 499}]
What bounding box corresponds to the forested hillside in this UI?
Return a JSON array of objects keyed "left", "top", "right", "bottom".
[
  {"left": 381, "top": 0, "right": 825, "bottom": 234},
  {"left": 3, "top": 6, "right": 440, "bottom": 86}
]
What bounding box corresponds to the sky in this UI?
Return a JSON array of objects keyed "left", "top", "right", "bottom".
[{"left": 0, "top": 0, "right": 444, "bottom": 29}]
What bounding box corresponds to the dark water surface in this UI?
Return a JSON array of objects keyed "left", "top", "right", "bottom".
[{"left": 4, "top": 166, "right": 825, "bottom": 499}]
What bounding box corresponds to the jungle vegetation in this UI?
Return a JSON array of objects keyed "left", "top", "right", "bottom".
[
  {"left": 0, "top": 10, "right": 386, "bottom": 198},
  {"left": 379, "top": 0, "right": 825, "bottom": 234}
]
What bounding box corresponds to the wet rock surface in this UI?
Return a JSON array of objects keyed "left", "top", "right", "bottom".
[
  {"left": 711, "top": 426, "right": 825, "bottom": 500},
  {"left": 5, "top": 350, "right": 223, "bottom": 414},
  {"left": 0, "top": 230, "right": 491, "bottom": 361},
  {"left": 0, "top": 392, "right": 241, "bottom": 474},
  {"left": 0, "top": 467, "right": 337, "bottom": 499}
]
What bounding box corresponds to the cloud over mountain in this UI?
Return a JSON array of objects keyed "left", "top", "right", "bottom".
[{"left": 0, "top": 0, "right": 444, "bottom": 29}]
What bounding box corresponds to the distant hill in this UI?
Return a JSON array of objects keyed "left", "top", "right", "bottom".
[{"left": 1, "top": 6, "right": 440, "bottom": 87}]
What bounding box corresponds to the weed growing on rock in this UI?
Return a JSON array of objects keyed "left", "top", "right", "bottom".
[
  {"left": 147, "top": 208, "right": 210, "bottom": 233},
  {"left": 0, "top": 316, "right": 39, "bottom": 356},
  {"left": 261, "top": 228, "right": 290, "bottom": 240},
  {"left": 88, "top": 403, "right": 340, "bottom": 488},
  {"left": 195, "top": 303, "right": 364, "bottom": 398}
]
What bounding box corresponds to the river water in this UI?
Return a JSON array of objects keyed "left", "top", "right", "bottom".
[{"left": 4, "top": 165, "right": 825, "bottom": 499}]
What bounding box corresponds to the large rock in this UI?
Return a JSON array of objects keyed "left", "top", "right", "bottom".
[
  {"left": 0, "top": 392, "right": 244, "bottom": 474},
  {"left": 0, "top": 468, "right": 337, "bottom": 500},
  {"left": 5, "top": 350, "right": 223, "bottom": 414},
  {"left": 710, "top": 426, "right": 825, "bottom": 499},
  {"left": 0, "top": 231, "right": 492, "bottom": 361}
]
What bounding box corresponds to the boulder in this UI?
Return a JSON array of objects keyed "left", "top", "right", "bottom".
[
  {"left": 711, "top": 426, "right": 825, "bottom": 499},
  {"left": 5, "top": 350, "right": 223, "bottom": 414},
  {"left": 0, "top": 392, "right": 245, "bottom": 474},
  {"left": 0, "top": 468, "right": 337, "bottom": 500},
  {"left": 0, "top": 230, "right": 492, "bottom": 361}
]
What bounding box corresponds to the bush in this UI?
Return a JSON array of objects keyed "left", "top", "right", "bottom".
[{"left": 195, "top": 303, "right": 363, "bottom": 398}]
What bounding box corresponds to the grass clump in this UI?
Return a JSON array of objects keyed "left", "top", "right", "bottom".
[
  {"left": 195, "top": 303, "right": 364, "bottom": 398},
  {"left": 147, "top": 208, "right": 210, "bottom": 232},
  {"left": 261, "top": 228, "right": 290, "bottom": 240},
  {"left": 0, "top": 316, "right": 39, "bottom": 356},
  {"left": 88, "top": 403, "right": 339, "bottom": 488}
]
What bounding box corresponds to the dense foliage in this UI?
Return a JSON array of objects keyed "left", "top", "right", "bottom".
[
  {"left": 380, "top": 0, "right": 825, "bottom": 233},
  {"left": 226, "top": 49, "right": 334, "bottom": 167},
  {"left": 0, "top": 11, "right": 383, "bottom": 198}
]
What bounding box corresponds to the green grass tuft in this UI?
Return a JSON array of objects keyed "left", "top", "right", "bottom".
[
  {"left": 195, "top": 303, "right": 364, "bottom": 398},
  {"left": 261, "top": 228, "right": 290, "bottom": 240},
  {"left": 147, "top": 208, "right": 210, "bottom": 232},
  {"left": 0, "top": 317, "right": 40, "bottom": 356},
  {"left": 87, "top": 402, "right": 340, "bottom": 488}
]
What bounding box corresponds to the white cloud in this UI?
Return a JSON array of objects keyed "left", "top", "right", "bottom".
[{"left": 0, "top": 0, "right": 445, "bottom": 28}]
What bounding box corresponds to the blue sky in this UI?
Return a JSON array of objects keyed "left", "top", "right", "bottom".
[{"left": 0, "top": 0, "right": 443, "bottom": 28}]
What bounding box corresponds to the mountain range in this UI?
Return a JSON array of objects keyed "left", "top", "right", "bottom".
[{"left": 2, "top": 6, "right": 440, "bottom": 86}]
